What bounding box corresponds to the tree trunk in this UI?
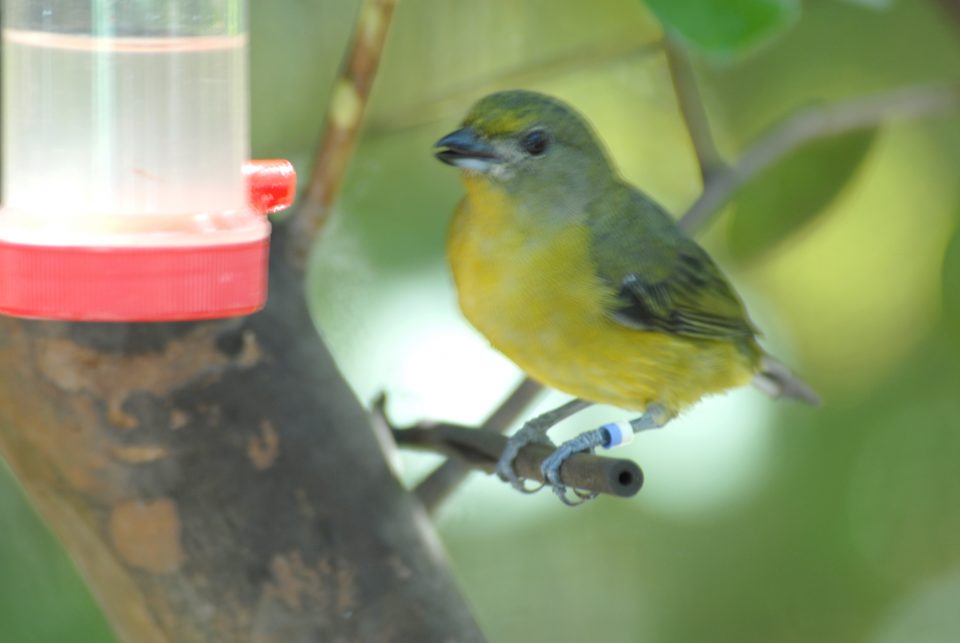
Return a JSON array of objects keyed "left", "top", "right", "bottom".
[{"left": 0, "top": 225, "right": 484, "bottom": 642}]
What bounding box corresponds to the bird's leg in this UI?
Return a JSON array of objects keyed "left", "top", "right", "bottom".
[
  {"left": 496, "top": 398, "right": 594, "bottom": 492},
  {"left": 541, "top": 403, "right": 673, "bottom": 506}
]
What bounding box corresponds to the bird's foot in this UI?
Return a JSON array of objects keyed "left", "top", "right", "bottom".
[
  {"left": 539, "top": 404, "right": 672, "bottom": 506},
  {"left": 495, "top": 423, "right": 555, "bottom": 493},
  {"left": 539, "top": 428, "right": 609, "bottom": 506}
]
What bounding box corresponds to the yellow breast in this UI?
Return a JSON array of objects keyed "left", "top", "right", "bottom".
[{"left": 446, "top": 178, "right": 755, "bottom": 413}]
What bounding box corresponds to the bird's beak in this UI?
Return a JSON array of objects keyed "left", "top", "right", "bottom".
[{"left": 434, "top": 127, "right": 501, "bottom": 171}]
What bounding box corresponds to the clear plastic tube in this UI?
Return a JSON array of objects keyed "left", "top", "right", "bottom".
[{"left": 1, "top": 0, "right": 259, "bottom": 244}]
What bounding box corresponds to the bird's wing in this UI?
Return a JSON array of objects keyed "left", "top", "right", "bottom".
[
  {"left": 609, "top": 251, "right": 758, "bottom": 339},
  {"left": 587, "top": 189, "right": 758, "bottom": 341}
]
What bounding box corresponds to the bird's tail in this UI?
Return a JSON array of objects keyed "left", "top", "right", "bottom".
[{"left": 751, "top": 354, "right": 821, "bottom": 406}]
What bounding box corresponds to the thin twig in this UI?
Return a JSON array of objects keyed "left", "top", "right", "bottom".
[
  {"left": 413, "top": 378, "right": 543, "bottom": 511},
  {"left": 377, "top": 397, "right": 643, "bottom": 500},
  {"left": 678, "top": 83, "right": 960, "bottom": 233},
  {"left": 664, "top": 36, "right": 725, "bottom": 183},
  {"left": 289, "top": 0, "right": 398, "bottom": 269}
]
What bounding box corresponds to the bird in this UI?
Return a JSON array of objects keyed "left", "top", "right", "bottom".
[{"left": 434, "top": 90, "right": 818, "bottom": 504}]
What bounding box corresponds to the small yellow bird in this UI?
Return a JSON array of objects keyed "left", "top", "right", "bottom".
[{"left": 435, "top": 90, "right": 818, "bottom": 504}]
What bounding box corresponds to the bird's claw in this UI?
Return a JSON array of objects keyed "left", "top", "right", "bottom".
[
  {"left": 495, "top": 424, "right": 554, "bottom": 493},
  {"left": 540, "top": 442, "right": 599, "bottom": 506}
]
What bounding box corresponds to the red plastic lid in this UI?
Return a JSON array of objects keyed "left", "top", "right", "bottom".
[{"left": 0, "top": 159, "right": 297, "bottom": 321}]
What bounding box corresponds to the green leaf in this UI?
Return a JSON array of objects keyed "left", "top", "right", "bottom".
[
  {"left": 727, "top": 129, "right": 878, "bottom": 262},
  {"left": 644, "top": 0, "right": 800, "bottom": 57}
]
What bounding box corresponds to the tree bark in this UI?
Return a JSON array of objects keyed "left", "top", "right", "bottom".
[{"left": 0, "top": 224, "right": 484, "bottom": 642}]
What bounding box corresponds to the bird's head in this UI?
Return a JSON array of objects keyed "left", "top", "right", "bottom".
[{"left": 434, "top": 90, "right": 616, "bottom": 200}]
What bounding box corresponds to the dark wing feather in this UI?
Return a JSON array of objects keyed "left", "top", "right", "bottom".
[
  {"left": 612, "top": 257, "right": 757, "bottom": 339},
  {"left": 588, "top": 188, "right": 758, "bottom": 342}
]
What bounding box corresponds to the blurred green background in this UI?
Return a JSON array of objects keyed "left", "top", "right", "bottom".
[{"left": 3, "top": 0, "right": 960, "bottom": 641}]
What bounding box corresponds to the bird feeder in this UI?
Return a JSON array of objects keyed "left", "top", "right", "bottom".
[{"left": 0, "top": 0, "right": 295, "bottom": 321}]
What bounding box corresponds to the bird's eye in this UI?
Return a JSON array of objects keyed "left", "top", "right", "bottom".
[{"left": 521, "top": 129, "right": 549, "bottom": 156}]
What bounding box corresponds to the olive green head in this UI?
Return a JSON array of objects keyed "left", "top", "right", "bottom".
[{"left": 434, "top": 90, "right": 616, "bottom": 199}]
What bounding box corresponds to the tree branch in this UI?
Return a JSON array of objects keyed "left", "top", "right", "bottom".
[
  {"left": 374, "top": 397, "right": 643, "bottom": 500},
  {"left": 664, "top": 36, "right": 725, "bottom": 183},
  {"left": 289, "top": 0, "right": 398, "bottom": 268},
  {"left": 678, "top": 83, "right": 960, "bottom": 233},
  {"left": 411, "top": 378, "right": 544, "bottom": 512}
]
